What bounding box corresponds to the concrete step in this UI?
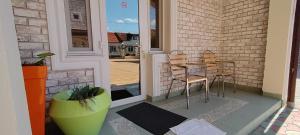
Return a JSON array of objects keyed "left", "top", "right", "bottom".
[{"left": 238, "top": 100, "right": 282, "bottom": 135}]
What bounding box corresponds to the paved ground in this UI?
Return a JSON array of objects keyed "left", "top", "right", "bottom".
[
  {"left": 251, "top": 69, "right": 300, "bottom": 135},
  {"left": 109, "top": 58, "right": 140, "bottom": 87},
  {"left": 46, "top": 88, "right": 280, "bottom": 135},
  {"left": 100, "top": 89, "right": 280, "bottom": 135},
  {"left": 295, "top": 79, "right": 300, "bottom": 105},
  {"left": 251, "top": 107, "right": 300, "bottom": 135},
  {"left": 251, "top": 68, "right": 300, "bottom": 135},
  {"left": 295, "top": 70, "right": 300, "bottom": 104}
]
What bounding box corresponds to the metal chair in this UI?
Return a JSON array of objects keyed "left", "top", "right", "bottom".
[
  {"left": 202, "top": 50, "right": 236, "bottom": 97},
  {"left": 166, "top": 51, "right": 209, "bottom": 109}
]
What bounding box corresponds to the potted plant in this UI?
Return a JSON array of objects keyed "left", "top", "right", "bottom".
[
  {"left": 22, "top": 52, "right": 54, "bottom": 135},
  {"left": 49, "top": 86, "right": 111, "bottom": 135}
]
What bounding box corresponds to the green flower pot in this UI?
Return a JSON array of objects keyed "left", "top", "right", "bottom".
[{"left": 49, "top": 90, "right": 111, "bottom": 135}]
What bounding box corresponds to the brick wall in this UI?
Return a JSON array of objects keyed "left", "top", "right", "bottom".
[
  {"left": 160, "top": 0, "right": 223, "bottom": 95},
  {"left": 160, "top": 0, "right": 270, "bottom": 95},
  {"left": 11, "top": 0, "right": 270, "bottom": 97},
  {"left": 177, "top": 0, "right": 223, "bottom": 57},
  {"left": 221, "top": 0, "right": 270, "bottom": 88},
  {"left": 11, "top": 0, "right": 95, "bottom": 105},
  {"left": 160, "top": 63, "right": 185, "bottom": 95}
]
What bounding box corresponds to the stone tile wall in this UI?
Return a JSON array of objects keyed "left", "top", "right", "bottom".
[
  {"left": 221, "top": 0, "right": 270, "bottom": 88},
  {"left": 11, "top": 0, "right": 95, "bottom": 104},
  {"left": 177, "top": 0, "right": 223, "bottom": 57},
  {"left": 10, "top": 0, "right": 270, "bottom": 97},
  {"left": 160, "top": 0, "right": 224, "bottom": 95},
  {"left": 160, "top": 0, "right": 270, "bottom": 94}
]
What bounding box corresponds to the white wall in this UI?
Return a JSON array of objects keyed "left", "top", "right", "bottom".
[
  {"left": 0, "top": 0, "right": 32, "bottom": 134},
  {"left": 263, "top": 0, "right": 296, "bottom": 100}
]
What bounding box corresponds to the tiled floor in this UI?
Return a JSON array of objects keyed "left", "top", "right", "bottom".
[
  {"left": 46, "top": 87, "right": 281, "bottom": 135},
  {"left": 295, "top": 79, "right": 300, "bottom": 105},
  {"left": 251, "top": 67, "right": 300, "bottom": 135},
  {"left": 99, "top": 88, "right": 281, "bottom": 135},
  {"left": 250, "top": 107, "right": 300, "bottom": 135},
  {"left": 295, "top": 70, "right": 300, "bottom": 105}
]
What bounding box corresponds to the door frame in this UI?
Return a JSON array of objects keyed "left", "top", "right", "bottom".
[
  {"left": 101, "top": 0, "right": 150, "bottom": 108},
  {"left": 0, "top": 0, "right": 32, "bottom": 134},
  {"left": 288, "top": 0, "right": 300, "bottom": 103}
]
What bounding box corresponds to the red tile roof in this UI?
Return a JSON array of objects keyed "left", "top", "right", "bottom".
[{"left": 107, "top": 32, "right": 127, "bottom": 43}]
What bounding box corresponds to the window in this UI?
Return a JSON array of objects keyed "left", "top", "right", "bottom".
[
  {"left": 128, "top": 46, "right": 134, "bottom": 52},
  {"left": 133, "top": 35, "right": 139, "bottom": 40},
  {"left": 65, "top": 0, "right": 93, "bottom": 51},
  {"left": 71, "top": 12, "right": 82, "bottom": 21},
  {"left": 109, "top": 46, "right": 117, "bottom": 53},
  {"left": 150, "top": 0, "right": 161, "bottom": 51}
]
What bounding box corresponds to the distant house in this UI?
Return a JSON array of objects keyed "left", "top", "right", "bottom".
[{"left": 107, "top": 32, "right": 140, "bottom": 58}]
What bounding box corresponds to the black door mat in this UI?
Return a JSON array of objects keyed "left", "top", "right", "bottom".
[
  {"left": 111, "top": 90, "right": 133, "bottom": 101},
  {"left": 117, "top": 102, "right": 187, "bottom": 135}
]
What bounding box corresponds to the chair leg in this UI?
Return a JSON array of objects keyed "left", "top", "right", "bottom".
[
  {"left": 217, "top": 76, "right": 220, "bottom": 97},
  {"left": 208, "top": 79, "right": 210, "bottom": 101},
  {"left": 233, "top": 76, "right": 236, "bottom": 93},
  {"left": 222, "top": 76, "right": 225, "bottom": 97},
  {"left": 205, "top": 79, "right": 209, "bottom": 102},
  {"left": 181, "top": 82, "right": 187, "bottom": 95},
  {"left": 199, "top": 83, "right": 204, "bottom": 91},
  {"left": 210, "top": 76, "right": 216, "bottom": 88},
  {"left": 166, "top": 79, "right": 174, "bottom": 99},
  {"left": 186, "top": 82, "right": 190, "bottom": 109},
  {"left": 203, "top": 81, "right": 206, "bottom": 103}
]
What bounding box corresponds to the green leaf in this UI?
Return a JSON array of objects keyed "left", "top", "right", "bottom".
[
  {"left": 32, "top": 52, "right": 55, "bottom": 66},
  {"left": 68, "top": 85, "right": 103, "bottom": 110},
  {"left": 37, "top": 52, "right": 55, "bottom": 59}
]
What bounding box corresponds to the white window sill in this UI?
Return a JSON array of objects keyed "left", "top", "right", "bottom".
[
  {"left": 66, "top": 51, "right": 102, "bottom": 57},
  {"left": 148, "top": 50, "right": 166, "bottom": 54}
]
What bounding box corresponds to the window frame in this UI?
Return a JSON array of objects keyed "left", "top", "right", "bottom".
[
  {"left": 149, "top": 0, "right": 163, "bottom": 52},
  {"left": 148, "top": 0, "right": 177, "bottom": 53},
  {"left": 64, "top": 0, "right": 94, "bottom": 51},
  {"left": 46, "top": 0, "right": 110, "bottom": 90},
  {"left": 47, "top": 0, "right": 103, "bottom": 57}
]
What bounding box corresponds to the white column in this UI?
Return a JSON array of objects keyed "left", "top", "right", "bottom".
[
  {"left": 0, "top": 0, "right": 32, "bottom": 134},
  {"left": 263, "top": 0, "right": 297, "bottom": 101}
]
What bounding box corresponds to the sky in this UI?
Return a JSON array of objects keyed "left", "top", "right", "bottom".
[{"left": 106, "top": 0, "right": 140, "bottom": 34}]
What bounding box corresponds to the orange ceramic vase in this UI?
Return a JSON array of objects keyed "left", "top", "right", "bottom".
[{"left": 22, "top": 66, "right": 47, "bottom": 135}]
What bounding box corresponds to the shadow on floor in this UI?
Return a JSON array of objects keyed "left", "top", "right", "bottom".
[{"left": 46, "top": 122, "right": 64, "bottom": 135}]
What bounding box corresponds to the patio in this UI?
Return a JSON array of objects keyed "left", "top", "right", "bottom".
[
  {"left": 98, "top": 87, "right": 280, "bottom": 135},
  {"left": 2, "top": 0, "right": 298, "bottom": 135},
  {"left": 45, "top": 86, "right": 280, "bottom": 135}
]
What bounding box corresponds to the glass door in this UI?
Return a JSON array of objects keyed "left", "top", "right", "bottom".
[{"left": 106, "top": 0, "right": 145, "bottom": 106}]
